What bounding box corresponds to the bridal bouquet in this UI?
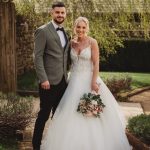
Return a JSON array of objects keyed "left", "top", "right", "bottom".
[{"left": 77, "top": 92, "right": 105, "bottom": 118}]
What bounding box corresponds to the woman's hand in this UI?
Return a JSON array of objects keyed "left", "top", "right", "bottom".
[{"left": 91, "top": 82, "right": 100, "bottom": 93}]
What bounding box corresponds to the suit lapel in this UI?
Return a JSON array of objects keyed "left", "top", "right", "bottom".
[
  {"left": 47, "top": 22, "right": 63, "bottom": 50},
  {"left": 47, "top": 22, "right": 70, "bottom": 51},
  {"left": 64, "top": 29, "right": 71, "bottom": 52}
]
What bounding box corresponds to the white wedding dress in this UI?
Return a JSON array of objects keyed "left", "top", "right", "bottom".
[{"left": 41, "top": 46, "right": 131, "bottom": 150}]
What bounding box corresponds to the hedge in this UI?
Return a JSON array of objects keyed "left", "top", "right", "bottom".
[{"left": 101, "top": 39, "right": 150, "bottom": 72}]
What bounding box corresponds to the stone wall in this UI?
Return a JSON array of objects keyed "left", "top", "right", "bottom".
[{"left": 16, "top": 15, "right": 35, "bottom": 75}]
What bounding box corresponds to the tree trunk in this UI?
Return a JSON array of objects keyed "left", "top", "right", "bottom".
[{"left": 0, "top": 1, "right": 16, "bottom": 93}]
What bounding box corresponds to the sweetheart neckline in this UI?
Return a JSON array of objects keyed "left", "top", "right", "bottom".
[{"left": 71, "top": 46, "right": 91, "bottom": 56}]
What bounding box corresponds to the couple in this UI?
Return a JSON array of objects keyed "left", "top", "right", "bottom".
[{"left": 33, "top": 1, "right": 131, "bottom": 150}]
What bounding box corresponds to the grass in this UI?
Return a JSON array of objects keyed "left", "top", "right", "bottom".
[
  {"left": 17, "top": 70, "right": 150, "bottom": 90},
  {"left": 0, "top": 138, "right": 18, "bottom": 150},
  {"left": 100, "top": 72, "right": 150, "bottom": 89},
  {"left": 129, "top": 72, "right": 150, "bottom": 89}
]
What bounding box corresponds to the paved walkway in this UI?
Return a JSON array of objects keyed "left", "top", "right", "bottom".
[
  {"left": 18, "top": 89, "right": 150, "bottom": 150},
  {"left": 118, "top": 102, "right": 144, "bottom": 125},
  {"left": 129, "top": 89, "right": 150, "bottom": 115}
]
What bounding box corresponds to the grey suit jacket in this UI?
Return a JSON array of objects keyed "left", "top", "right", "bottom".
[{"left": 34, "top": 22, "right": 70, "bottom": 85}]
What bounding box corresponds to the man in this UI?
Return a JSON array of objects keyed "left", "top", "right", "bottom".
[{"left": 32, "top": 2, "right": 70, "bottom": 150}]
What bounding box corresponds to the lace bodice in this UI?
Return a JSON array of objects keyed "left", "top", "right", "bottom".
[{"left": 70, "top": 46, "right": 93, "bottom": 73}]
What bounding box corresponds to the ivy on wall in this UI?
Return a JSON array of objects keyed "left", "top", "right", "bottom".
[{"left": 14, "top": 0, "right": 150, "bottom": 55}]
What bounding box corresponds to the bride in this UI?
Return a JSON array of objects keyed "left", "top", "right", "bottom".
[{"left": 41, "top": 17, "right": 131, "bottom": 150}]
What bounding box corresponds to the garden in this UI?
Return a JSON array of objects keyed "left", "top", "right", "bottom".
[{"left": 0, "top": 0, "right": 150, "bottom": 149}]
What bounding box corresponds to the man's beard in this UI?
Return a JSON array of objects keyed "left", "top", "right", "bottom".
[{"left": 54, "top": 18, "right": 65, "bottom": 24}]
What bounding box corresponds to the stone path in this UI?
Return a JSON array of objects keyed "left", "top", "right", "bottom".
[
  {"left": 18, "top": 89, "right": 150, "bottom": 150},
  {"left": 129, "top": 89, "right": 150, "bottom": 115},
  {"left": 118, "top": 102, "right": 144, "bottom": 125}
]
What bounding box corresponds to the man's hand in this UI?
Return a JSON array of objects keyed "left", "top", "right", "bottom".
[{"left": 41, "top": 81, "right": 50, "bottom": 90}]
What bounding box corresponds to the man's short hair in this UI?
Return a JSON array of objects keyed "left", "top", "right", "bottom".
[{"left": 52, "top": 1, "right": 65, "bottom": 8}]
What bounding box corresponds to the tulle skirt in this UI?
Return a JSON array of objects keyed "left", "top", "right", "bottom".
[{"left": 41, "top": 71, "right": 131, "bottom": 150}]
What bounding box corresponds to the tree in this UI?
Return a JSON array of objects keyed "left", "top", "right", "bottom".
[
  {"left": 0, "top": 1, "right": 17, "bottom": 93},
  {"left": 14, "top": 0, "right": 150, "bottom": 54}
]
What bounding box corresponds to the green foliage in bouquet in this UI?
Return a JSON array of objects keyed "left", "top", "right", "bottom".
[
  {"left": 0, "top": 92, "right": 34, "bottom": 139},
  {"left": 127, "top": 114, "right": 150, "bottom": 145},
  {"left": 77, "top": 92, "right": 105, "bottom": 118},
  {"left": 83, "top": 93, "right": 105, "bottom": 107}
]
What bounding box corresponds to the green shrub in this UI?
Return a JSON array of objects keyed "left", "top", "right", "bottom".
[
  {"left": 102, "top": 39, "right": 150, "bottom": 72},
  {"left": 105, "top": 75, "right": 132, "bottom": 100},
  {"left": 0, "top": 138, "right": 18, "bottom": 150},
  {"left": 0, "top": 92, "right": 34, "bottom": 139},
  {"left": 127, "top": 114, "right": 150, "bottom": 145},
  {"left": 17, "top": 69, "right": 38, "bottom": 90}
]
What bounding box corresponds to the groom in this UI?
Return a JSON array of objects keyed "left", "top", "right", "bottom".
[{"left": 32, "top": 2, "right": 70, "bottom": 150}]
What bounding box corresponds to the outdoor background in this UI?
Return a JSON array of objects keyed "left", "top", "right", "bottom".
[{"left": 0, "top": 0, "right": 150, "bottom": 150}]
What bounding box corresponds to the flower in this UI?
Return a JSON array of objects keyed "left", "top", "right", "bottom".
[
  {"left": 77, "top": 92, "right": 105, "bottom": 118},
  {"left": 91, "top": 100, "right": 97, "bottom": 105}
]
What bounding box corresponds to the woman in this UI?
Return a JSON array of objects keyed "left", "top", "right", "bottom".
[{"left": 41, "top": 17, "right": 131, "bottom": 150}]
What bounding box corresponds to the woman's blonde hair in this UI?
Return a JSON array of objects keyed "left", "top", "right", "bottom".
[{"left": 73, "top": 17, "right": 89, "bottom": 35}]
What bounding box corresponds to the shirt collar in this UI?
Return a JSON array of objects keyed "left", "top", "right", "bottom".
[{"left": 52, "top": 20, "right": 63, "bottom": 30}]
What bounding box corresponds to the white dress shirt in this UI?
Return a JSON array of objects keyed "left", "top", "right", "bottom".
[{"left": 52, "top": 20, "right": 66, "bottom": 48}]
